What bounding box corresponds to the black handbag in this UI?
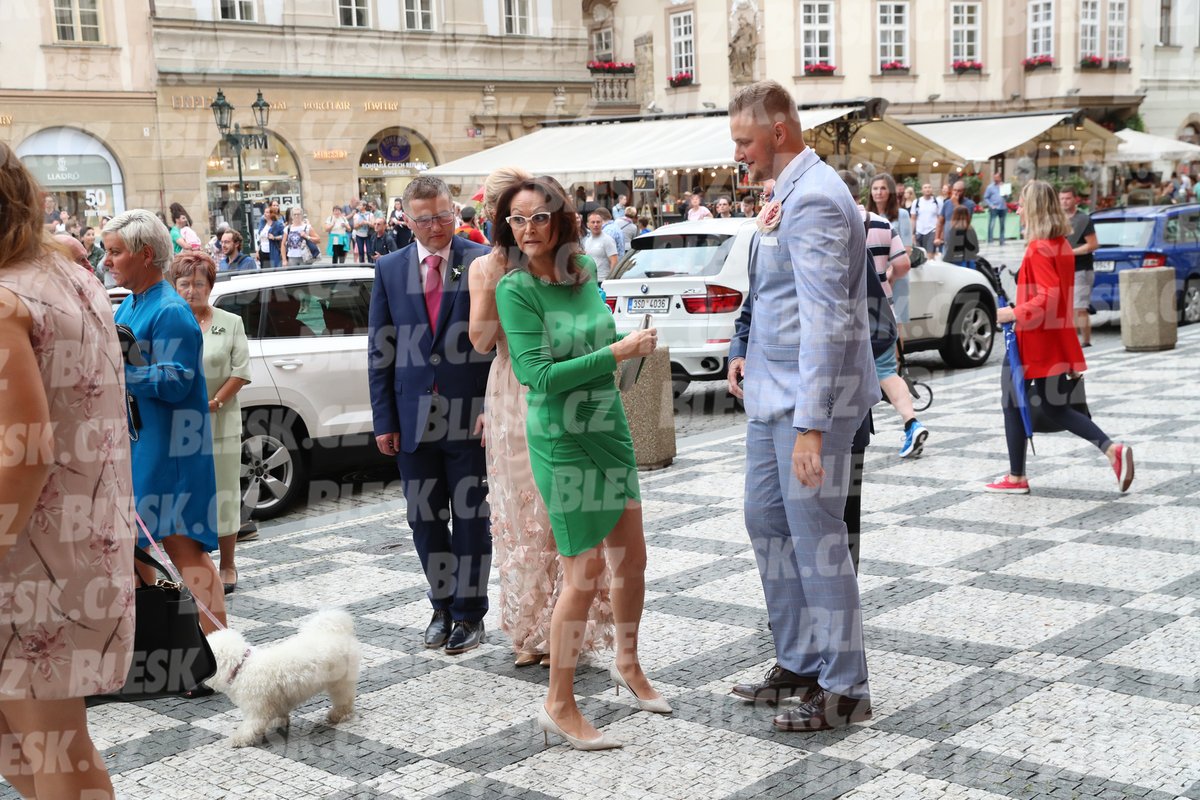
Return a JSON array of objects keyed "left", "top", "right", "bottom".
[
  {"left": 1029, "top": 374, "right": 1091, "bottom": 434},
  {"left": 107, "top": 549, "right": 217, "bottom": 700}
]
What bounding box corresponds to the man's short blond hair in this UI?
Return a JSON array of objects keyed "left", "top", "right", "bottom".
[{"left": 728, "top": 80, "right": 800, "bottom": 125}]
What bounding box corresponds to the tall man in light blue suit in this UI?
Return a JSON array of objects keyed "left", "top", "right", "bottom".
[{"left": 725, "top": 81, "right": 881, "bottom": 732}]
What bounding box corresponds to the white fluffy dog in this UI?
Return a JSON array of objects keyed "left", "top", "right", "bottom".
[{"left": 206, "top": 609, "right": 362, "bottom": 747}]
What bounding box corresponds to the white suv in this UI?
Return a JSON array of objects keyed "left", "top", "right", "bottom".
[{"left": 114, "top": 266, "right": 379, "bottom": 519}]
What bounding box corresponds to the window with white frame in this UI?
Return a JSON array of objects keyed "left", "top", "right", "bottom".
[
  {"left": 877, "top": 2, "right": 909, "bottom": 67},
  {"left": 1079, "top": 0, "right": 1099, "bottom": 56},
  {"left": 950, "top": 2, "right": 981, "bottom": 63},
  {"left": 1027, "top": 0, "right": 1054, "bottom": 57},
  {"left": 504, "top": 0, "right": 530, "bottom": 35},
  {"left": 219, "top": 0, "right": 254, "bottom": 21},
  {"left": 1107, "top": 0, "right": 1128, "bottom": 58},
  {"left": 338, "top": 0, "right": 368, "bottom": 27},
  {"left": 799, "top": 1, "right": 836, "bottom": 68},
  {"left": 404, "top": 0, "right": 433, "bottom": 30},
  {"left": 1158, "top": 0, "right": 1171, "bottom": 45},
  {"left": 592, "top": 28, "right": 613, "bottom": 61},
  {"left": 670, "top": 11, "right": 694, "bottom": 76},
  {"left": 52, "top": 0, "right": 101, "bottom": 42}
]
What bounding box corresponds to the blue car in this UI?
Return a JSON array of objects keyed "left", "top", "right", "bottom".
[{"left": 1090, "top": 203, "right": 1200, "bottom": 325}]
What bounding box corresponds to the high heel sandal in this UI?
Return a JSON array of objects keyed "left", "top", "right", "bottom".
[
  {"left": 514, "top": 651, "right": 542, "bottom": 667},
  {"left": 610, "top": 666, "right": 672, "bottom": 714},
  {"left": 536, "top": 705, "right": 622, "bottom": 751}
]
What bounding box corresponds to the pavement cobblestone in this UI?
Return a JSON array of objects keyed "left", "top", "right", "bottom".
[{"left": 8, "top": 308, "right": 1197, "bottom": 799}]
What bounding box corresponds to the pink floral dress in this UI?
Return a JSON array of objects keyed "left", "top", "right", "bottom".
[
  {"left": 485, "top": 331, "right": 614, "bottom": 657},
  {"left": 0, "top": 255, "right": 135, "bottom": 699}
]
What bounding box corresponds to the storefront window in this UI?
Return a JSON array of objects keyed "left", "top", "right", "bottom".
[
  {"left": 357, "top": 127, "right": 437, "bottom": 209},
  {"left": 206, "top": 130, "right": 303, "bottom": 243},
  {"left": 16, "top": 127, "right": 126, "bottom": 227}
]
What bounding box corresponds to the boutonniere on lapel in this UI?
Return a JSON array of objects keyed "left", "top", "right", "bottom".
[
  {"left": 210, "top": 325, "right": 226, "bottom": 335},
  {"left": 451, "top": 265, "right": 464, "bottom": 282},
  {"left": 756, "top": 200, "right": 783, "bottom": 234}
]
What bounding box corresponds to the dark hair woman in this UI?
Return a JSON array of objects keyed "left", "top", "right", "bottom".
[
  {"left": 493, "top": 176, "right": 664, "bottom": 751},
  {"left": 990, "top": 180, "right": 1134, "bottom": 494}
]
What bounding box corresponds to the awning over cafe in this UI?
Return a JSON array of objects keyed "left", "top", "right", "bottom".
[
  {"left": 1113, "top": 129, "right": 1200, "bottom": 163},
  {"left": 424, "top": 106, "right": 958, "bottom": 185},
  {"left": 906, "top": 112, "right": 1118, "bottom": 163}
]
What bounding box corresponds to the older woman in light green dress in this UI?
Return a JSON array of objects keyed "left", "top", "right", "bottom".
[{"left": 172, "top": 251, "right": 251, "bottom": 593}]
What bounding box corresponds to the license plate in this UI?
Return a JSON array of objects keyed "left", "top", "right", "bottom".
[
  {"left": 1094, "top": 260, "right": 1115, "bottom": 272},
  {"left": 628, "top": 296, "right": 669, "bottom": 313}
]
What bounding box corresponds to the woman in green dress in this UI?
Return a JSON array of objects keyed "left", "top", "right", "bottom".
[{"left": 494, "top": 177, "right": 665, "bottom": 751}]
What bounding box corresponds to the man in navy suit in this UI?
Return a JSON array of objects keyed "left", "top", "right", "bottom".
[{"left": 368, "top": 176, "right": 494, "bottom": 654}]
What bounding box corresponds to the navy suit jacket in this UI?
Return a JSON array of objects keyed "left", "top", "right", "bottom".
[{"left": 368, "top": 236, "right": 494, "bottom": 453}]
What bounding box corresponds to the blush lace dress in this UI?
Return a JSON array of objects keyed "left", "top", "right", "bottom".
[{"left": 485, "top": 328, "right": 614, "bottom": 659}]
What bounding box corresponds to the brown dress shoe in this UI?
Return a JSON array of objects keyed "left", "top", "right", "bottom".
[
  {"left": 773, "top": 688, "right": 872, "bottom": 732},
  {"left": 731, "top": 664, "right": 820, "bottom": 704}
]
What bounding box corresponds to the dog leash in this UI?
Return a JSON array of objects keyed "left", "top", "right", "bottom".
[{"left": 135, "top": 512, "right": 228, "bottom": 632}]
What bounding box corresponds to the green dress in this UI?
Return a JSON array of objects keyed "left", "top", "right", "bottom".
[{"left": 495, "top": 257, "right": 640, "bottom": 557}]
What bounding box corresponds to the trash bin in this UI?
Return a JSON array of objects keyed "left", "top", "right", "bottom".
[
  {"left": 1119, "top": 267, "right": 1177, "bottom": 352},
  {"left": 617, "top": 345, "right": 676, "bottom": 470}
]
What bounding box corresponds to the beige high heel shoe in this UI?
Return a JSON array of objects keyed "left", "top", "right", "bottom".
[
  {"left": 610, "top": 666, "right": 673, "bottom": 714},
  {"left": 536, "top": 705, "right": 622, "bottom": 751}
]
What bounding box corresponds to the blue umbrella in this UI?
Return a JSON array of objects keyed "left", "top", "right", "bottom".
[{"left": 998, "top": 296, "right": 1035, "bottom": 453}]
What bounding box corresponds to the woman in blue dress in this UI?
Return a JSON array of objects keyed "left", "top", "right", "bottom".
[{"left": 105, "top": 210, "right": 227, "bottom": 637}]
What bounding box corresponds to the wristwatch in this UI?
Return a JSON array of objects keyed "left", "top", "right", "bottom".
[{"left": 796, "top": 427, "right": 810, "bottom": 435}]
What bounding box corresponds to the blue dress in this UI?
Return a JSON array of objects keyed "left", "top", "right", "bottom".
[{"left": 114, "top": 280, "right": 219, "bottom": 551}]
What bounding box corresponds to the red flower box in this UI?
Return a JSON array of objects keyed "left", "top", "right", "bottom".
[
  {"left": 804, "top": 62, "right": 837, "bottom": 75},
  {"left": 668, "top": 71, "right": 693, "bottom": 88}
]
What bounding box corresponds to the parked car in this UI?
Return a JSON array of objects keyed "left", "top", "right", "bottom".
[
  {"left": 1089, "top": 203, "right": 1200, "bottom": 325},
  {"left": 112, "top": 265, "right": 382, "bottom": 519},
  {"left": 601, "top": 218, "right": 996, "bottom": 393}
]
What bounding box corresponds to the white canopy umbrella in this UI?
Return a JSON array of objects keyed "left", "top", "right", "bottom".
[{"left": 1114, "top": 129, "right": 1200, "bottom": 163}]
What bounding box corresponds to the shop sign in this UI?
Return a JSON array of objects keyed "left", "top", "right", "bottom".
[
  {"left": 313, "top": 149, "right": 349, "bottom": 160},
  {"left": 0, "top": 115, "right": 11, "bottom": 126},
  {"left": 364, "top": 101, "right": 399, "bottom": 111},
  {"left": 379, "top": 135, "right": 412, "bottom": 163},
  {"left": 303, "top": 100, "right": 351, "bottom": 111},
  {"left": 21, "top": 154, "right": 111, "bottom": 187},
  {"left": 633, "top": 168, "right": 656, "bottom": 191},
  {"left": 360, "top": 161, "right": 429, "bottom": 175},
  {"left": 171, "top": 94, "right": 288, "bottom": 111}
]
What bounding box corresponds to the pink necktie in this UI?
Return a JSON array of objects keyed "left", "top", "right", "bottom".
[{"left": 423, "top": 255, "right": 443, "bottom": 332}]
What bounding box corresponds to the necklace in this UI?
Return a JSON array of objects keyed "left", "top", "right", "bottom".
[
  {"left": 196, "top": 308, "right": 212, "bottom": 329},
  {"left": 534, "top": 272, "right": 573, "bottom": 286}
]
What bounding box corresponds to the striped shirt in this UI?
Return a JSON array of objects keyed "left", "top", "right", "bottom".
[{"left": 858, "top": 206, "right": 905, "bottom": 299}]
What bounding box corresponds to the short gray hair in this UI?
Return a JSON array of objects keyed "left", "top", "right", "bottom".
[
  {"left": 837, "top": 169, "right": 860, "bottom": 198},
  {"left": 103, "top": 210, "right": 173, "bottom": 272},
  {"left": 403, "top": 175, "right": 451, "bottom": 207}
]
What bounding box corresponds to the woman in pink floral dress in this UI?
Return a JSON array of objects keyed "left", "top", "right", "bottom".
[
  {"left": 469, "top": 168, "right": 614, "bottom": 666},
  {"left": 0, "top": 144, "right": 135, "bottom": 798}
]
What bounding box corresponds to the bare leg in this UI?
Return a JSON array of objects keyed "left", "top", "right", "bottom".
[
  {"left": 603, "top": 501, "right": 658, "bottom": 700},
  {"left": 0, "top": 697, "right": 115, "bottom": 799},
  {"left": 880, "top": 374, "right": 916, "bottom": 424},
  {"left": 544, "top": 546, "right": 605, "bottom": 741},
  {"left": 217, "top": 533, "right": 237, "bottom": 587},
  {"left": 0, "top": 707, "right": 37, "bottom": 798},
  {"left": 161, "top": 535, "right": 227, "bottom": 634},
  {"left": 1074, "top": 309, "right": 1091, "bottom": 346}
]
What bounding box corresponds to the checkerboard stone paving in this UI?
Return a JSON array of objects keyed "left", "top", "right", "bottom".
[{"left": 8, "top": 328, "right": 1198, "bottom": 800}]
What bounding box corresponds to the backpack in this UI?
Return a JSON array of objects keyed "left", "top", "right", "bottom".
[{"left": 454, "top": 224, "right": 476, "bottom": 241}]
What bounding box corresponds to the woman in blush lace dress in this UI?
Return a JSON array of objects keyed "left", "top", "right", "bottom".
[{"left": 469, "top": 168, "right": 614, "bottom": 667}]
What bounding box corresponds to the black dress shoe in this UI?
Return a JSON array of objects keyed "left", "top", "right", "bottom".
[
  {"left": 731, "top": 663, "right": 820, "bottom": 704},
  {"left": 444, "top": 620, "right": 485, "bottom": 655},
  {"left": 773, "top": 688, "right": 872, "bottom": 732},
  {"left": 424, "top": 610, "right": 452, "bottom": 649}
]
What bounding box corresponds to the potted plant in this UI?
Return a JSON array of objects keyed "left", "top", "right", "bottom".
[
  {"left": 1108, "top": 57, "right": 1130, "bottom": 69},
  {"left": 804, "top": 62, "right": 837, "bottom": 76},
  {"left": 952, "top": 60, "right": 983, "bottom": 74},
  {"left": 587, "top": 61, "right": 635, "bottom": 74},
  {"left": 668, "top": 71, "right": 694, "bottom": 88},
  {"left": 1080, "top": 54, "right": 1103, "bottom": 69},
  {"left": 880, "top": 61, "right": 909, "bottom": 74},
  {"left": 1022, "top": 55, "right": 1054, "bottom": 71}
]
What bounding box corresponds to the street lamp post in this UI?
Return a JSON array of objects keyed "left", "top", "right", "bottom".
[{"left": 210, "top": 88, "right": 271, "bottom": 255}]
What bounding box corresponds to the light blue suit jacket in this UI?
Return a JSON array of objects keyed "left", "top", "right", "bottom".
[{"left": 730, "top": 149, "right": 880, "bottom": 432}]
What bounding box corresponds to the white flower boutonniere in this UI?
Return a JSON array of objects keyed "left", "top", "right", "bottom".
[
  {"left": 210, "top": 325, "right": 226, "bottom": 335},
  {"left": 756, "top": 200, "right": 783, "bottom": 234},
  {"left": 451, "top": 265, "right": 464, "bottom": 282}
]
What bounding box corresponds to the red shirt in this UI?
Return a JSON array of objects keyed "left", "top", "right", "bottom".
[
  {"left": 455, "top": 224, "right": 488, "bottom": 245},
  {"left": 1014, "top": 237, "right": 1086, "bottom": 379}
]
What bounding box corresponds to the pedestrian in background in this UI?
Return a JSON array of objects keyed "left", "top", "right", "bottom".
[
  {"left": 454, "top": 206, "right": 488, "bottom": 244},
  {"left": 352, "top": 201, "right": 373, "bottom": 262},
  {"left": 619, "top": 206, "right": 639, "bottom": 243},
  {"left": 172, "top": 251, "right": 251, "bottom": 594},
  {"left": 714, "top": 196, "right": 734, "bottom": 218},
  {"left": 1059, "top": 186, "right": 1099, "bottom": 348},
  {"left": 494, "top": 176, "right": 665, "bottom": 750},
  {"left": 218, "top": 229, "right": 256, "bottom": 271},
  {"left": 582, "top": 210, "right": 619, "bottom": 280},
  {"left": 989, "top": 180, "right": 1134, "bottom": 495},
  {"left": 687, "top": 190, "right": 712, "bottom": 221},
  {"left": 868, "top": 173, "right": 912, "bottom": 329},
  {"left": 325, "top": 204, "right": 351, "bottom": 263},
  {"left": 469, "top": 167, "right": 615, "bottom": 669},
  {"left": 934, "top": 180, "right": 975, "bottom": 253},
  {"left": 169, "top": 203, "right": 203, "bottom": 254},
  {"left": 368, "top": 217, "right": 398, "bottom": 262},
  {"left": 0, "top": 141, "right": 135, "bottom": 800},
  {"left": 984, "top": 172, "right": 1009, "bottom": 245},
  {"left": 284, "top": 207, "right": 317, "bottom": 265},
  {"left": 257, "top": 201, "right": 284, "bottom": 268},
  {"left": 106, "top": 209, "right": 227, "bottom": 643},
  {"left": 911, "top": 183, "right": 941, "bottom": 255},
  {"left": 944, "top": 205, "right": 980, "bottom": 268},
  {"left": 902, "top": 185, "right": 916, "bottom": 213}
]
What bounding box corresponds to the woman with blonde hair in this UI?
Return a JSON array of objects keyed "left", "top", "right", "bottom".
[
  {"left": 469, "top": 167, "right": 614, "bottom": 667},
  {"left": 990, "top": 180, "right": 1133, "bottom": 494},
  {"left": 0, "top": 142, "right": 135, "bottom": 797}
]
